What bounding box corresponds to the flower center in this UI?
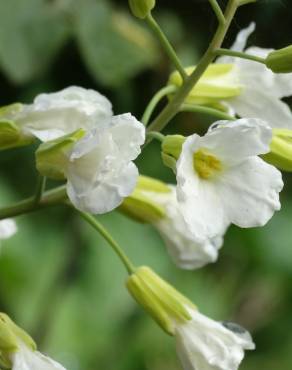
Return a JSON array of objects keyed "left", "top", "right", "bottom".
[{"left": 193, "top": 149, "right": 222, "bottom": 179}]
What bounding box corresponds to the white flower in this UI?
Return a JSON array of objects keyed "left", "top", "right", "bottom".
[
  {"left": 141, "top": 185, "right": 225, "bottom": 269},
  {"left": 11, "top": 341, "right": 66, "bottom": 370},
  {"left": 0, "top": 219, "right": 17, "bottom": 240},
  {"left": 217, "top": 23, "right": 292, "bottom": 128},
  {"left": 175, "top": 307, "right": 255, "bottom": 370},
  {"left": 65, "top": 113, "right": 145, "bottom": 214},
  {"left": 176, "top": 118, "right": 283, "bottom": 240},
  {"left": 13, "top": 86, "right": 113, "bottom": 142}
]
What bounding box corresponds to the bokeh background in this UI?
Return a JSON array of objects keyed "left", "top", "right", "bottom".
[{"left": 0, "top": 0, "right": 292, "bottom": 369}]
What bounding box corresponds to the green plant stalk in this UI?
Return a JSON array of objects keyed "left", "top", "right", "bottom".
[
  {"left": 146, "top": 14, "right": 187, "bottom": 81},
  {"left": 208, "top": 0, "right": 225, "bottom": 25},
  {"left": 33, "top": 175, "right": 47, "bottom": 206},
  {"left": 78, "top": 211, "right": 136, "bottom": 274},
  {"left": 146, "top": 131, "right": 165, "bottom": 143},
  {"left": 142, "top": 85, "right": 177, "bottom": 126},
  {"left": 181, "top": 104, "right": 234, "bottom": 121},
  {"left": 215, "top": 48, "right": 266, "bottom": 64},
  {"left": 0, "top": 185, "right": 67, "bottom": 220},
  {"left": 146, "top": 0, "right": 239, "bottom": 139}
]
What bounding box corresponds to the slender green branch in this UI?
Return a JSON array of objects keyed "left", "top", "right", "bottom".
[
  {"left": 215, "top": 48, "right": 266, "bottom": 64},
  {"left": 34, "top": 175, "right": 47, "bottom": 206},
  {"left": 146, "top": 13, "right": 187, "bottom": 81},
  {"left": 78, "top": 211, "right": 136, "bottom": 274},
  {"left": 146, "top": 0, "right": 239, "bottom": 141},
  {"left": 142, "top": 85, "right": 176, "bottom": 126},
  {"left": 208, "top": 0, "right": 225, "bottom": 25},
  {"left": 0, "top": 185, "right": 67, "bottom": 220},
  {"left": 147, "top": 131, "right": 165, "bottom": 143},
  {"left": 181, "top": 104, "right": 234, "bottom": 121}
]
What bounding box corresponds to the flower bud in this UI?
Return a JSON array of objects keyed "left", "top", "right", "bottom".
[
  {"left": 128, "top": 0, "right": 155, "bottom": 19},
  {"left": 266, "top": 46, "right": 292, "bottom": 73},
  {"left": 36, "top": 129, "right": 86, "bottom": 180},
  {"left": 127, "top": 266, "right": 193, "bottom": 335},
  {"left": 161, "top": 135, "right": 185, "bottom": 171},
  {"left": 168, "top": 64, "right": 242, "bottom": 106},
  {"left": 263, "top": 129, "right": 292, "bottom": 171}
]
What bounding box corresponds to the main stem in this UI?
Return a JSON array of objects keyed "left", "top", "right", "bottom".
[
  {"left": 0, "top": 186, "right": 67, "bottom": 220},
  {"left": 146, "top": 0, "right": 238, "bottom": 136},
  {"left": 78, "top": 211, "right": 136, "bottom": 275}
]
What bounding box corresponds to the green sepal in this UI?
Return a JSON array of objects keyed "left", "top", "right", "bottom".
[
  {"left": 120, "top": 189, "right": 166, "bottom": 224},
  {"left": 36, "top": 129, "right": 86, "bottom": 180},
  {"left": 0, "top": 313, "right": 36, "bottom": 369},
  {"left": 0, "top": 103, "right": 22, "bottom": 119},
  {"left": 168, "top": 64, "right": 242, "bottom": 106},
  {"left": 128, "top": 0, "right": 155, "bottom": 19},
  {"left": 266, "top": 46, "right": 292, "bottom": 74},
  {"left": 136, "top": 175, "right": 171, "bottom": 193},
  {"left": 262, "top": 129, "right": 292, "bottom": 171},
  {"left": 0, "top": 120, "right": 34, "bottom": 151},
  {"left": 127, "top": 267, "right": 195, "bottom": 335},
  {"left": 161, "top": 135, "right": 185, "bottom": 171}
]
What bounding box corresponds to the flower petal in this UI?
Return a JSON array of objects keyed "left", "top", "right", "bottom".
[
  {"left": 217, "top": 157, "right": 283, "bottom": 227},
  {"left": 176, "top": 135, "right": 229, "bottom": 239},
  {"left": 175, "top": 309, "right": 255, "bottom": 370},
  {"left": 0, "top": 219, "right": 17, "bottom": 239},
  {"left": 20, "top": 86, "right": 113, "bottom": 141}
]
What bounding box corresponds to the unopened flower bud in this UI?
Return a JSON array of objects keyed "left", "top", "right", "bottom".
[
  {"left": 263, "top": 129, "right": 292, "bottom": 171},
  {"left": 128, "top": 0, "right": 155, "bottom": 19},
  {"left": 161, "top": 135, "right": 185, "bottom": 171},
  {"left": 266, "top": 46, "right": 292, "bottom": 73}
]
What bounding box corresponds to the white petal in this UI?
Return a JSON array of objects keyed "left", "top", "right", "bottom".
[
  {"left": 109, "top": 113, "right": 145, "bottom": 161},
  {"left": 217, "top": 23, "right": 255, "bottom": 63},
  {"left": 217, "top": 157, "right": 283, "bottom": 228},
  {"left": 67, "top": 162, "right": 138, "bottom": 214},
  {"left": 19, "top": 86, "right": 113, "bottom": 141},
  {"left": 0, "top": 219, "right": 17, "bottom": 239},
  {"left": 176, "top": 135, "right": 229, "bottom": 239},
  {"left": 175, "top": 309, "right": 255, "bottom": 370},
  {"left": 200, "top": 118, "right": 272, "bottom": 164},
  {"left": 231, "top": 88, "right": 292, "bottom": 129},
  {"left": 149, "top": 187, "right": 223, "bottom": 269},
  {"left": 12, "top": 345, "right": 66, "bottom": 370}
]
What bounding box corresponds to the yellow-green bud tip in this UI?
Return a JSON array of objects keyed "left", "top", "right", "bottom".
[
  {"left": 266, "top": 46, "right": 292, "bottom": 74},
  {"left": 128, "top": 0, "right": 155, "bottom": 19}
]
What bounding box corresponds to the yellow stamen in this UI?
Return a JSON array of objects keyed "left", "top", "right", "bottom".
[{"left": 193, "top": 149, "right": 222, "bottom": 179}]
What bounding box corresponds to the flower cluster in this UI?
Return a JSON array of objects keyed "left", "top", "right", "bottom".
[{"left": 1, "top": 4, "right": 292, "bottom": 370}]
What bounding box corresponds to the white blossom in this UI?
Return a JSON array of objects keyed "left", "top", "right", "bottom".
[
  {"left": 0, "top": 219, "right": 17, "bottom": 240},
  {"left": 217, "top": 23, "right": 292, "bottom": 128},
  {"left": 14, "top": 86, "right": 113, "bottom": 142},
  {"left": 11, "top": 341, "right": 66, "bottom": 370},
  {"left": 141, "top": 185, "right": 225, "bottom": 269},
  {"left": 65, "top": 113, "right": 145, "bottom": 214},
  {"left": 175, "top": 307, "right": 255, "bottom": 370},
  {"left": 176, "top": 118, "right": 283, "bottom": 240}
]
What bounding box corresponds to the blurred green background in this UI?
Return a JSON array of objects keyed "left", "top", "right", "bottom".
[{"left": 0, "top": 0, "right": 292, "bottom": 369}]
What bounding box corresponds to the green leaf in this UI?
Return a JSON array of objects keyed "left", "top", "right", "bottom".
[
  {"left": 73, "top": 0, "right": 158, "bottom": 87},
  {"left": 0, "top": 0, "right": 69, "bottom": 84}
]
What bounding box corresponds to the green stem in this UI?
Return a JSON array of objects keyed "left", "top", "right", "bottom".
[
  {"left": 181, "top": 104, "right": 234, "bottom": 121},
  {"left": 34, "top": 175, "right": 47, "bottom": 206},
  {"left": 208, "top": 0, "right": 225, "bottom": 25},
  {"left": 0, "top": 185, "right": 67, "bottom": 220},
  {"left": 78, "top": 211, "right": 136, "bottom": 275},
  {"left": 146, "top": 14, "right": 187, "bottom": 81},
  {"left": 142, "top": 85, "right": 176, "bottom": 126},
  {"left": 146, "top": 0, "right": 239, "bottom": 139},
  {"left": 215, "top": 48, "right": 266, "bottom": 64},
  {"left": 147, "top": 131, "right": 165, "bottom": 143}
]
